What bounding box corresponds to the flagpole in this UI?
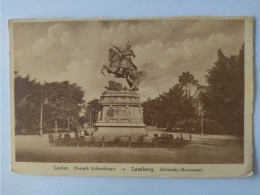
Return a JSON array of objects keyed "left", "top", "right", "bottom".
[
  {"left": 200, "top": 102, "right": 204, "bottom": 136},
  {"left": 39, "top": 91, "right": 43, "bottom": 136},
  {"left": 39, "top": 85, "right": 48, "bottom": 136}
]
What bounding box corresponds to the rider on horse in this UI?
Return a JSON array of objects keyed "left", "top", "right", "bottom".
[
  {"left": 110, "top": 41, "right": 137, "bottom": 75},
  {"left": 102, "top": 42, "right": 147, "bottom": 91}
]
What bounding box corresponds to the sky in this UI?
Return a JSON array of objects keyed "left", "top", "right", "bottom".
[{"left": 11, "top": 19, "right": 244, "bottom": 102}]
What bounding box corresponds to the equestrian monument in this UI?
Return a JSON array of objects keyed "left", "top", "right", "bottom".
[{"left": 94, "top": 42, "right": 147, "bottom": 139}]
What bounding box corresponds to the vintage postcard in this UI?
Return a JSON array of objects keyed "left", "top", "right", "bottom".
[{"left": 9, "top": 16, "right": 253, "bottom": 177}]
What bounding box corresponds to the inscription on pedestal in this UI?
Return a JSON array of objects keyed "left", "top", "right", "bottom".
[{"left": 107, "top": 107, "right": 131, "bottom": 119}]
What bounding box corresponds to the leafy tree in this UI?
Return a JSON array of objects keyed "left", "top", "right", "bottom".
[
  {"left": 85, "top": 99, "right": 100, "bottom": 127},
  {"left": 143, "top": 72, "right": 197, "bottom": 129},
  {"left": 14, "top": 73, "right": 85, "bottom": 133},
  {"left": 204, "top": 45, "right": 244, "bottom": 135},
  {"left": 43, "top": 81, "right": 85, "bottom": 130},
  {"left": 143, "top": 97, "right": 162, "bottom": 127},
  {"left": 15, "top": 74, "right": 42, "bottom": 132},
  {"left": 171, "top": 73, "right": 197, "bottom": 130},
  {"left": 178, "top": 71, "right": 198, "bottom": 86}
]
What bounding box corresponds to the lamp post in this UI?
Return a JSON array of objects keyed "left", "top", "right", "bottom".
[
  {"left": 89, "top": 104, "right": 92, "bottom": 128},
  {"left": 39, "top": 90, "right": 48, "bottom": 136},
  {"left": 39, "top": 92, "right": 43, "bottom": 136},
  {"left": 198, "top": 101, "right": 204, "bottom": 136},
  {"left": 197, "top": 88, "right": 205, "bottom": 136}
]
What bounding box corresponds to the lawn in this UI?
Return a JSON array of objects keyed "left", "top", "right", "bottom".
[{"left": 15, "top": 130, "right": 243, "bottom": 164}]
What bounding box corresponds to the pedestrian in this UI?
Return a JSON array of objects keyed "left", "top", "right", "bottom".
[
  {"left": 75, "top": 130, "right": 79, "bottom": 147},
  {"left": 180, "top": 134, "right": 184, "bottom": 144},
  {"left": 128, "top": 136, "right": 131, "bottom": 148},
  {"left": 102, "top": 136, "right": 105, "bottom": 147}
]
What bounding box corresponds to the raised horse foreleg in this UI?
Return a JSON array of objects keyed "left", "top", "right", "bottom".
[{"left": 100, "top": 65, "right": 118, "bottom": 76}]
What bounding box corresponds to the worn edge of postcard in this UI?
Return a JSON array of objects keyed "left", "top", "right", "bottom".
[{"left": 9, "top": 16, "right": 254, "bottom": 177}]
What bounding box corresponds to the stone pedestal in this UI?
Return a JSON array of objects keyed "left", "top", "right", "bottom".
[{"left": 93, "top": 90, "right": 146, "bottom": 139}]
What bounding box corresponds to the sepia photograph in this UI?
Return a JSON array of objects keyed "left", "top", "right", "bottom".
[{"left": 9, "top": 17, "right": 253, "bottom": 177}]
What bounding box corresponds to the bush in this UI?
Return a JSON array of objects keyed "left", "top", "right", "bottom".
[
  {"left": 203, "top": 119, "right": 225, "bottom": 134},
  {"left": 90, "top": 136, "right": 95, "bottom": 143},
  {"left": 114, "top": 137, "right": 121, "bottom": 144},
  {"left": 138, "top": 136, "right": 145, "bottom": 143}
]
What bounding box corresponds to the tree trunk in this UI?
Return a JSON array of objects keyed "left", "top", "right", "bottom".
[{"left": 55, "top": 120, "right": 58, "bottom": 134}]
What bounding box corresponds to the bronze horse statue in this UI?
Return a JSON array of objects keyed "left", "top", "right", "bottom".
[{"left": 101, "top": 48, "right": 147, "bottom": 91}]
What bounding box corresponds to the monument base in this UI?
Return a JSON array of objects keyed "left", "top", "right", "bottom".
[
  {"left": 93, "top": 90, "right": 146, "bottom": 140},
  {"left": 94, "top": 122, "right": 146, "bottom": 139}
]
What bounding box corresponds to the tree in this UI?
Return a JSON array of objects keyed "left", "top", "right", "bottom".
[
  {"left": 85, "top": 99, "right": 100, "bottom": 127},
  {"left": 171, "top": 74, "right": 197, "bottom": 130},
  {"left": 143, "top": 97, "right": 161, "bottom": 126},
  {"left": 178, "top": 71, "right": 198, "bottom": 86},
  {"left": 14, "top": 73, "right": 85, "bottom": 133},
  {"left": 15, "top": 74, "right": 42, "bottom": 132},
  {"left": 143, "top": 72, "right": 198, "bottom": 129},
  {"left": 204, "top": 45, "right": 244, "bottom": 135},
  {"left": 43, "top": 81, "right": 85, "bottom": 130}
]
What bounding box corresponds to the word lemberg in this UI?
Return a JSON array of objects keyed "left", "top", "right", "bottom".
[{"left": 132, "top": 166, "right": 155, "bottom": 173}]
